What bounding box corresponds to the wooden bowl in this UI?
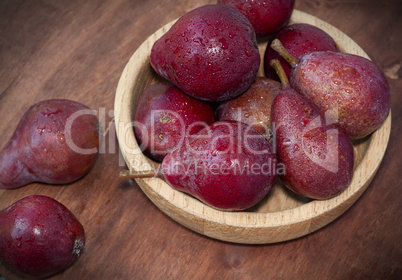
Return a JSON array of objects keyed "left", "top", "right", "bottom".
[{"left": 114, "top": 10, "right": 391, "bottom": 244}]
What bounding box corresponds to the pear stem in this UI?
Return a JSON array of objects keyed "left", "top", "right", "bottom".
[
  {"left": 119, "top": 169, "right": 162, "bottom": 179},
  {"left": 270, "top": 39, "right": 300, "bottom": 68},
  {"left": 270, "top": 59, "right": 291, "bottom": 90}
]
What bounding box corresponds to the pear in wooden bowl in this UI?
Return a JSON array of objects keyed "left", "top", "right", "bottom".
[{"left": 114, "top": 10, "right": 391, "bottom": 244}]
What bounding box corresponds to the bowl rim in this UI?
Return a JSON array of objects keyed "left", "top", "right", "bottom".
[{"left": 114, "top": 9, "right": 391, "bottom": 243}]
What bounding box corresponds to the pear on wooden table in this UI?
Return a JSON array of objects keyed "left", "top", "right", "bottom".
[{"left": 0, "top": 99, "right": 99, "bottom": 189}]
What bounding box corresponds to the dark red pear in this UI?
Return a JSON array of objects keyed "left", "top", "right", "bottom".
[
  {"left": 216, "top": 77, "right": 281, "bottom": 138},
  {"left": 121, "top": 121, "right": 277, "bottom": 211},
  {"left": 270, "top": 59, "right": 354, "bottom": 199},
  {"left": 150, "top": 4, "right": 260, "bottom": 101},
  {"left": 220, "top": 0, "right": 295, "bottom": 37},
  {"left": 0, "top": 195, "right": 85, "bottom": 278},
  {"left": 134, "top": 82, "right": 215, "bottom": 162},
  {"left": 264, "top": 23, "right": 339, "bottom": 81},
  {"left": 0, "top": 99, "right": 99, "bottom": 189},
  {"left": 271, "top": 39, "right": 391, "bottom": 139}
]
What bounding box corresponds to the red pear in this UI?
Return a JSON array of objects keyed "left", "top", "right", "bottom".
[
  {"left": 216, "top": 77, "right": 281, "bottom": 138},
  {"left": 150, "top": 4, "right": 260, "bottom": 101},
  {"left": 271, "top": 39, "right": 391, "bottom": 139},
  {"left": 270, "top": 59, "right": 354, "bottom": 199},
  {"left": 121, "top": 121, "right": 277, "bottom": 211},
  {"left": 0, "top": 99, "right": 99, "bottom": 189},
  {"left": 134, "top": 82, "right": 215, "bottom": 162},
  {"left": 0, "top": 195, "right": 85, "bottom": 278},
  {"left": 220, "top": 0, "right": 295, "bottom": 37},
  {"left": 264, "top": 23, "right": 339, "bottom": 81}
]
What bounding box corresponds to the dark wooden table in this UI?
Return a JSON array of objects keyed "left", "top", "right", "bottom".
[{"left": 1, "top": 0, "right": 401, "bottom": 279}]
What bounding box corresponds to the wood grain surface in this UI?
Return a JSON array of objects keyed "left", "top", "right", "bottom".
[{"left": 0, "top": 0, "right": 401, "bottom": 279}]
